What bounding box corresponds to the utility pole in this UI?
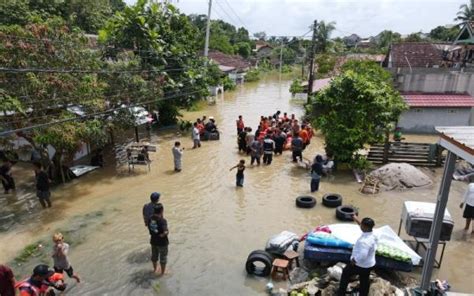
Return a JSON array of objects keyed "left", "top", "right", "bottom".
[
  {"left": 279, "top": 40, "right": 284, "bottom": 75},
  {"left": 204, "top": 0, "right": 213, "bottom": 61},
  {"left": 307, "top": 20, "right": 318, "bottom": 104}
]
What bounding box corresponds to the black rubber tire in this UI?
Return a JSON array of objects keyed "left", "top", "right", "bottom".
[
  {"left": 322, "top": 193, "right": 343, "bottom": 208},
  {"left": 296, "top": 196, "right": 316, "bottom": 208},
  {"left": 336, "top": 205, "right": 358, "bottom": 221},
  {"left": 245, "top": 250, "right": 273, "bottom": 277}
]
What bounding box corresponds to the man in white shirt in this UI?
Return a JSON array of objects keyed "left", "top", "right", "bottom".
[
  {"left": 460, "top": 183, "right": 474, "bottom": 233},
  {"left": 338, "top": 216, "right": 377, "bottom": 296},
  {"left": 192, "top": 122, "right": 201, "bottom": 149},
  {"left": 172, "top": 141, "right": 184, "bottom": 172}
]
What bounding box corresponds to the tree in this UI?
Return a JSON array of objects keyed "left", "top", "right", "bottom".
[
  {"left": 110, "top": 0, "right": 126, "bottom": 13},
  {"left": 429, "top": 25, "right": 460, "bottom": 42},
  {"left": 0, "top": 0, "right": 121, "bottom": 33},
  {"left": 0, "top": 19, "right": 108, "bottom": 181},
  {"left": 376, "top": 30, "right": 402, "bottom": 49},
  {"left": 403, "top": 32, "right": 423, "bottom": 42},
  {"left": 253, "top": 31, "right": 266, "bottom": 41},
  {"left": 234, "top": 42, "right": 251, "bottom": 58},
  {"left": 316, "top": 21, "right": 336, "bottom": 53},
  {"left": 308, "top": 61, "right": 407, "bottom": 168},
  {"left": 455, "top": 0, "right": 474, "bottom": 23},
  {"left": 100, "top": 0, "right": 210, "bottom": 123}
]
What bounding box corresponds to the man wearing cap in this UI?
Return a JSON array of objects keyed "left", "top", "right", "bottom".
[
  {"left": 16, "top": 264, "right": 54, "bottom": 296},
  {"left": 338, "top": 215, "right": 377, "bottom": 296},
  {"left": 143, "top": 192, "right": 161, "bottom": 227}
]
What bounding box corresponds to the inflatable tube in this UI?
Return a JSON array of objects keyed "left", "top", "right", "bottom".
[
  {"left": 245, "top": 250, "right": 273, "bottom": 277},
  {"left": 322, "top": 194, "right": 342, "bottom": 208},
  {"left": 306, "top": 232, "right": 353, "bottom": 249},
  {"left": 296, "top": 196, "right": 316, "bottom": 208},
  {"left": 335, "top": 205, "right": 358, "bottom": 221}
]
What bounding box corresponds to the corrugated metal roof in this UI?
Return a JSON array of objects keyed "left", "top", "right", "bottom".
[
  {"left": 402, "top": 93, "right": 474, "bottom": 107},
  {"left": 436, "top": 126, "right": 474, "bottom": 164}
]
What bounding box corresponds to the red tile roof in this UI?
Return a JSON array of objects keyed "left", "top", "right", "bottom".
[
  {"left": 207, "top": 51, "right": 251, "bottom": 71},
  {"left": 402, "top": 93, "right": 474, "bottom": 107}
]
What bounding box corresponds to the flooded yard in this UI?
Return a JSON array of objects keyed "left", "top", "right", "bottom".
[{"left": 0, "top": 75, "right": 473, "bottom": 295}]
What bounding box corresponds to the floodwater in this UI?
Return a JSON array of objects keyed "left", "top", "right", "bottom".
[{"left": 1, "top": 74, "right": 473, "bottom": 295}]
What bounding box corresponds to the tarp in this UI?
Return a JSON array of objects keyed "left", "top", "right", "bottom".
[{"left": 328, "top": 224, "right": 422, "bottom": 265}]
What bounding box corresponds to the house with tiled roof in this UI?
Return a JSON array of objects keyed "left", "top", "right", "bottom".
[
  {"left": 397, "top": 92, "right": 474, "bottom": 133},
  {"left": 207, "top": 50, "right": 251, "bottom": 83}
]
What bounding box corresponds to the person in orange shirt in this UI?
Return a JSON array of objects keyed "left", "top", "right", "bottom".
[
  {"left": 300, "top": 125, "right": 309, "bottom": 149},
  {"left": 16, "top": 265, "right": 54, "bottom": 296}
]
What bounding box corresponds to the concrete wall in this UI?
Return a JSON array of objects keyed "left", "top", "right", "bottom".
[
  {"left": 391, "top": 68, "right": 474, "bottom": 95},
  {"left": 398, "top": 107, "right": 472, "bottom": 134}
]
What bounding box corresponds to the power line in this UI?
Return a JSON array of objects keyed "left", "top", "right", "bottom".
[
  {"left": 220, "top": 0, "right": 248, "bottom": 29},
  {"left": 0, "top": 89, "right": 204, "bottom": 136},
  {"left": 213, "top": 0, "right": 241, "bottom": 28},
  {"left": 0, "top": 67, "right": 189, "bottom": 74},
  {"left": 1, "top": 34, "right": 201, "bottom": 59}
]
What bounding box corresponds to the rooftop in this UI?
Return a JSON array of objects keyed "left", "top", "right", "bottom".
[
  {"left": 402, "top": 93, "right": 474, "bottom": 108},
  {"left": 207, "top": 51, "right": 251, "bottom": 72},
  {"left": 436, "top": 126, "right": 474, "bottom": 164}
]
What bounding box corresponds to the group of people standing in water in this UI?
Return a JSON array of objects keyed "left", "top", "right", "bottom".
[{"left": 232, "top": 111, "right": 334, "bottom": 190}]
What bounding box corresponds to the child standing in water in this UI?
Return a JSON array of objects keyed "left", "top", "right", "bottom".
[
  {"left": 230, "top": 160, "right": 246, "bottom": 187},
  {"left": 52, "top": 233, "right": 81, "bottom": 283}
]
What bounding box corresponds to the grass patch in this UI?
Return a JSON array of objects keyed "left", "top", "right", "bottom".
[
  {"left": 14, "top": 241, "right": 46, "bottom": 263},
  {"left": 153, "top": 282, "right": 160, "bottom": 294}
]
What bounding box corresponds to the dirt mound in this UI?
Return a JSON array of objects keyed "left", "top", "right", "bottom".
[{"left": 368, "top": 163, "right": 433, "bottom": 191}]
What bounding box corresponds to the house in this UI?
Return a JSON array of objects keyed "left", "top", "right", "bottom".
[
  {"left": 454, "top": 21, "right": 474, "bottom": 44},
  {"left": 384, "top": 42, "right": 474, "bottom": 69},
  {"left": 207, "top": 50, "right": 251, "bottom": 83},
  {"left": 397, "top": 93, "right": 474, "bottom": 133},
  {"left": 254, "top": 41, "right": 273, "bottom": 59},
  {"left": 356, "top": 37, "right": 376, "bottom": 49},
  {"left": 343, "top": 34, "right": 361, "bottom": 48}
]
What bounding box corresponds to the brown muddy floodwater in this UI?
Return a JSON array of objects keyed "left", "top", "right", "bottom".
[{"left": 0, "top": 74, "right": 473, "bottom": 295}]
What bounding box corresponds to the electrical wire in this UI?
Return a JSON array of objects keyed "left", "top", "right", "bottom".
[
  {"left": 0, "top": 89, "right": 204, "bottom": 136},
  {"left": 213, "top": 0, "right": 241, "bottom": 28},
  {"left": 220, "top": 0, "right": 248, "bottom": 29},
  {"left": 0, "top": 67, "right": 190, "bottom": 74}
]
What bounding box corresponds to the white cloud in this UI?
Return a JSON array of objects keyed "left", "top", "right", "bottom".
[{"left": 124, "top": 0, "right": 467, "bottom": 37}]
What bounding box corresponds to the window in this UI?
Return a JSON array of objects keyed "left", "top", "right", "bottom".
[{"left": 448, "top": 109, "right": 457, "bottom": 114}]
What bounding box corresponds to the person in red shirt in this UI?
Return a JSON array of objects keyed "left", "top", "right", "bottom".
[
  {"left": 236, "top": 115, "right": 245, "bottom": 135},
  {"left": 196, "top": 118, "right": 205, "bottom": 135},
  {"left": 0, "top": 264, "right": 15, "bottom": 296}
]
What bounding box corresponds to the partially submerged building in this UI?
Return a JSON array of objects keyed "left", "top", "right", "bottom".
[{"left": 384, "top": 25, "right": 474, "bottom": 133}]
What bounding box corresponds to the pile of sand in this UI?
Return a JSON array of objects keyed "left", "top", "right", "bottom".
[{"left": 368, "top": 163, "right": 433, "bottom": 191}]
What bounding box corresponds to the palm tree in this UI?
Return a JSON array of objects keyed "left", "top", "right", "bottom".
[
  {"left": 316, "top": 21, "right": 336, "bottom": 53},
  {"left": 454, "top": 0, "right": 474, "bottom": 23}
]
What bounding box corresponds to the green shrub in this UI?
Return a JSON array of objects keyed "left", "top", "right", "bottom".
[
  {"left": 222, "top": 76, "right": 236, "bottom": 91},
  {"left": 289, "top": 79, "right": 304, "bottom": 95},
  {"left": 245, "top": 68, "right": 260, "bottom": 82}
]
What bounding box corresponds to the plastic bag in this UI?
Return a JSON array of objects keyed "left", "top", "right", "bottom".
[{"left": 265, "top": 231, "right": 299, "bottom": 255}]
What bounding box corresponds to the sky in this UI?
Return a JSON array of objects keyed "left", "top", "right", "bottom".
[{"left": 123, "top": 0, "right": 468, "bottom": 38}]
